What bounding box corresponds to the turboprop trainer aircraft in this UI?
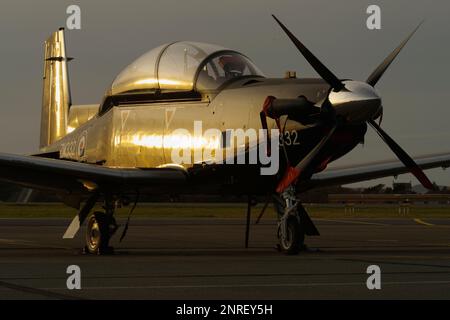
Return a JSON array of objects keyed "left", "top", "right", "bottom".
[{"left": 2, "top": 15, "right": 449, "bottom": 254}]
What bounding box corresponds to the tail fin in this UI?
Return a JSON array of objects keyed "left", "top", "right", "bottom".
[{"left": 40, "top": 28, "right": 72, "bottom": 148}]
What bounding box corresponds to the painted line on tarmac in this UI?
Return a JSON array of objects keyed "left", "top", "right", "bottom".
[
  {"left": 0, "top": 238, "right": 70, "bottom": 250},
  {"left": 420, "top": 243, "right": 450, "bottom": 247},
  {"left": 318, "top": 219, "right": 387, "bottom": 226},
  {"left": 0, "top": 238, "right": 36, "bottom": 245},
  {"left": 44, "top": 280, "right": 450, "bottom": 291},
  {"left": 413, "top": 219, "right": 435, "bottom": 226},
  {"left": 0, "top": 280, "right": 84, "bottom": 300}
]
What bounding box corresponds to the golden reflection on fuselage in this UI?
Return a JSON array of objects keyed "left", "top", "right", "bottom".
[{"left": 124, "top": 133, "right": 221, "bottom": 150}]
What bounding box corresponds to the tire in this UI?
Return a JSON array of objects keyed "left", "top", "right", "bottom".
[
  {"left": 278, "top": 215, "right": 304, "bottom": 255},
  {"left": 85, "top": 212, "right": 113, "bottom": 254}
]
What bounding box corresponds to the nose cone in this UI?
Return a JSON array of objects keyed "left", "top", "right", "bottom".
[{"left": 328, "top": 81, "right": 382, "bottom": 123}]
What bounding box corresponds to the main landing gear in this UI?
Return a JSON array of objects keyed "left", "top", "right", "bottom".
[
  {"left": 275, "top": 186, "right": 319, "bottom": 255},
  {"left": 84, "top": 197, "right": 118, "bottom": 255}
]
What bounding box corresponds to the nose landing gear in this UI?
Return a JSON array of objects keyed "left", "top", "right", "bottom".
[
  {"left": 277, "top": 215, "right": 304, "bottom": 254},
  {"left": 275, "top": 186, "right": 319, "bottom": 254}
]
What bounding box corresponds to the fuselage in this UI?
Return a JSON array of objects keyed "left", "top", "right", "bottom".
[
  {"left": 40, "top": 77, "right": 366, "bottom": 181},
  {"left": 37, "top": 36, "right": 374, "bottom": 196}
]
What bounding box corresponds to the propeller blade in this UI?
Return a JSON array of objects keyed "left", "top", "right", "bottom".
[
  {"left": 378, "top": 108, "right": 383, "bottom": 126},
  {"left": 272, "top": 14, "right": 344, "bottom": 92},
  {"left": 368, "top": 119, "right": 434, "bottom": 190},
  {"left": 366, "top": 22, "right": 423, "bottom": 87},
  {"left": 276, "top": 125, "right": 337, "bottom": 192}
]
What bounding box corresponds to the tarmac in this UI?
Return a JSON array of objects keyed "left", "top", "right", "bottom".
[{"left": 0, "top": 217, "right": 449, "bottom": 299}]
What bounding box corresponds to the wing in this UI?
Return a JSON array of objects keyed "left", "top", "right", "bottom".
[
  {"left": 307, "top": 152, "right": 450, "bottom": 188},
  {"left": 0, "top": 152, "right": 187, "bottom": 195},
  {"left": 3, "top": 150, "right": 449, "bottom": 197}
]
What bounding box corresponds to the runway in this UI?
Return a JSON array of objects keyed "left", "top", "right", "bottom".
[{"left": 0, "top": 217, "right": 449, "bottom": 299}]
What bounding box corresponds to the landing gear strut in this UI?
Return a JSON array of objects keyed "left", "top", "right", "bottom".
[
  {"left": 275, "top": 186, "right": 320, "bottom": 254},
  {"left": 84, "top": 197, "right": 118, "bottom": 255},
  {"left": 275, "top": 186, "right": 304, "bottom": 254}
]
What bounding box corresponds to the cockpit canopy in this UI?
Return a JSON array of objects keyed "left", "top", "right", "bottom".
[{"left": 111, "top": 41, "right": 264, "bottom": 95}]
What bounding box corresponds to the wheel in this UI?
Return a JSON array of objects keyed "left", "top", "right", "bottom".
[
  {"left": 277, "top": 215, "right": 304, "bottom": 255},
  {"left": 85, "top": 212, "right": 116, "bottom": 254}
]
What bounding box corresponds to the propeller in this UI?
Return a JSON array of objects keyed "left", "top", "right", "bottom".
[
  {"left": 366, "top": 21, "right": 423, "bottom": 87},
  {"left": 270, "top": 15, "right": 434, "bottom": 192},
  {"left": 272, "top": 14, "right": 344, "bottom": 92},
  {"left": 377, "top": 107, "right": 383, "bottom": 126},
  {"left": 368, "top": 119, "right": 434, "bottom": 189}
]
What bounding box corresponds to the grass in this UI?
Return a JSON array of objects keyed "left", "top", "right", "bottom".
[{"left": 0, "top": 202, "right": 449, "bottom": 219}]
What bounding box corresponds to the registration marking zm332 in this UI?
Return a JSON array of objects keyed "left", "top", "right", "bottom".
[{"left": 280, "top": 130, "right": 301, "bottom": 146}]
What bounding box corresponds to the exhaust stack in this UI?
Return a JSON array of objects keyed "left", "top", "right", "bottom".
[{"left": 40, "top": 28, "right": 72, "bottom": 148}]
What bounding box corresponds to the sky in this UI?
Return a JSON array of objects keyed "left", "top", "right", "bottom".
[{"left": 0, "top": 0, "right": 449, "bottom": 187}]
